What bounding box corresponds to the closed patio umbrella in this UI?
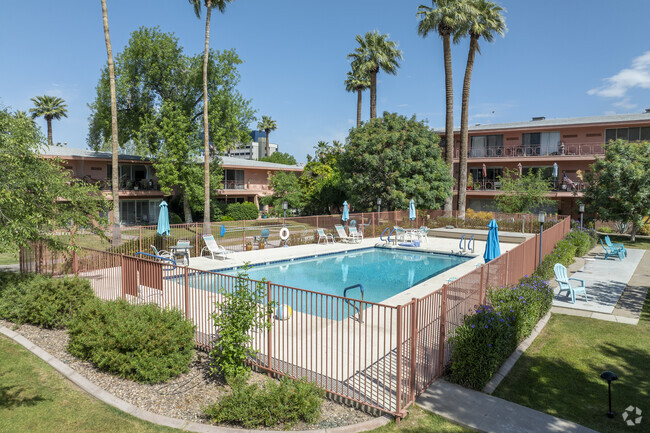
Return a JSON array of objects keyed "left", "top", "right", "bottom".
[
  {"left": 483, "top": 219, "right": 501, "bottom": 263},
  {"left": 157, "top": 201, "right": 170, "bottom": 237},
  {"left": 409, "top": 198, "right": 416, "bottom": 227},
  {"left": 342, "top": 201, "right": 350, "bottom": 226}
]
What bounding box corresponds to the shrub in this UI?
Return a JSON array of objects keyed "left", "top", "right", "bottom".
[
  {"left": 564, "top": 229, "right": 596, "bottom": 256},
  {"left": 210, "top": 266, "right": 275, "bottom": 379},
  {"left": 639, "top": 219, "right": 650, "bottom": 236},
  {"left": 67, "top": 299, "right": 195, "bottom": 383},
  {"left": 597, "top": 226, "right": 614, "bottom": 234},
  {"left": 225, "top": 202, "right": 259, "bottom": 221},
  {"left": 203, "top": 376, "right": 323, "bottom": 428},
  {"left": 534, "top": 239, "right": 576, "bottom": 280},
  {"left": 169, "top": 212, "right": 183, "bottom": 225},
  {"left": 0, "top": 273, "right": 94, "bottom": 328}
]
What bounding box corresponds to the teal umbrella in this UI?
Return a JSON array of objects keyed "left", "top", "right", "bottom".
[
  {"left": 409, "top": 199, "right": 416, "bottom": 227},
  {"left": 342, "top": 201, "right": 350, "bottom": 223},
  {"left": 157, "top": 201, "right": 170, "bottom": 236},
  {"left": 483, "top": 219, "right": 501, "bottom": 263}
]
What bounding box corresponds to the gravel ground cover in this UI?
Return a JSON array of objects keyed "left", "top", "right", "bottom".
[{"left": 0, "top": 319, "right": 376, "bottom": 430}]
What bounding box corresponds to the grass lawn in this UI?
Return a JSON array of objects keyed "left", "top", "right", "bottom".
[
  {"left": 371, "top": 405, "right": 473, "bottom": 433},
  {"left": 493, "top": 292, "right": 650, "bottom": 433},
  {"left": 0, "top": 251, "right": 18, "bottom": 265},
  {"left": 606, "top": 234, "right": 650, "bottom": 250}
]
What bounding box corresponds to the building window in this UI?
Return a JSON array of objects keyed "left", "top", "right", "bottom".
[
  {"left": 223, "top": 169, "right": 245, "bottom": 189},
  {"left": 470, "top": 135, "right": 504, "bottom": 157},
  {"left": 522, "top": 132, "right": 560, "bottom": 156},
  {"left": 605, "top": 127, "right": 650, "bottom": 142},
  {"left": 119, "top": 199, "right": 160, "bottom": 225}
]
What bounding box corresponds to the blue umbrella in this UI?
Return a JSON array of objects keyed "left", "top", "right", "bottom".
[
  {"left": 157, "top": 201, "right": 170, "bottom": 237},
  {"left": 220, "top": 224, "right": 226, "bottom": 238},
  {"left": 342, "top": 201, "right": 350, "bottom": 223},
  {"left": 409, "top": 199, "right": 416, "bottom": 221},
  {"left": 484, "top": 219, "right": 501, "bottom": 263}
]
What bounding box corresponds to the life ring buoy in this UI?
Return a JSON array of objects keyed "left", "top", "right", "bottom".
[{"left": 279, "top": 227, "right": 290, "bottom": 241}]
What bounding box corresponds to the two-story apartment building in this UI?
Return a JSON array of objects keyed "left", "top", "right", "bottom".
[
  {"left": 439, "top": 111, "right": 650, "bottom": 216},
  {"left": 42, "top": 147, "right": 303, "bottom": 225}
]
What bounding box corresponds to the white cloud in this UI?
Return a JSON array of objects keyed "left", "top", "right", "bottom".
[
  {"left": 588, "top": 51, "right": 650, "bottom": 99},
  {"left": 613, "top": 97, "right": 638, "bottom": 110}
]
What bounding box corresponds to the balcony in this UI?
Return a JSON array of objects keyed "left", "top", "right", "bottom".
[
  {"left": 79, "top": 176, "right": 161, "bottom": 191},
  {"left": 466, "top": 178, "right": 588, "bottom": 193},
  {"left": 454, "top": 143, "right": 605, "bottom": 159},
  {"left": 222, "top": 180, "right": 245, "bottom": 190}
]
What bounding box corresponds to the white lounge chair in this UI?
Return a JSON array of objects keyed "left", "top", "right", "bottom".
[
  {"left": 334, "top": 224, "right": 358, "bottom": 243},
  {"left": 201, "top": 234, "right": 233, "bottom": 260},
  {"left": 150, "top": 245, "right": 173, "bottom": 261},
  {"left": 317, "top": 228, "right": 335, "bottom": 245},
  {"left": 348, "top": 226, "right": 363, "bottom": 241}
]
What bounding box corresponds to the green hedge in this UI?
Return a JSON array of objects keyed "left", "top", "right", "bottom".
[
  {"left": 67, "top": 299, "right": 195, "bottom": 383},
  {"left": 203, "top": 376, "right": 323, "bottom": 428},
  {"left": 0, "top": 272, "right": 95, "bottom": 328},
  {"left": 225, "top": 202, "right": 259, "bottom": 221},
  {"left": 534, "top": 239, "right": 576, "bottom": 280}
]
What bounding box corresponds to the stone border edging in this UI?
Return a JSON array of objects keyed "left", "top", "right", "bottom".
[
  {"left": 0, "top": 325, "right": 391, "bottom": 433},
  {"left": 482, "top": 311, "right": 552, "bottom": 394}
]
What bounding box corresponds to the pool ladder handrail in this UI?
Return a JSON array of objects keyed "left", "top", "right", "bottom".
[
  {"left": 380, "top": 227, "right": 396, "bottom": 244},
  {"left": 457, "top": 234, "right": 475, "bottom": 254},
  {"left": 343, "top": 283, "right": 364, "bottom": 323}
]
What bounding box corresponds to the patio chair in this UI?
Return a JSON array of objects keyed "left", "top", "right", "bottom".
[
  {"left": 317, "top": 228, "right": 335, "bottom": 245},
  {"left": 174, "top": 240, "right": 191, "bottom": 265},
  {"left": 150, "top": 245, "right": 173, "bottom": 261},
  {"left": 554, "top": 263, "right": 588, "bottom": 304},
  {"left": 417, "top": 226, "right": 430, "bottom": 244},
  {"left": 604, "top": 236, "right": 627, "bottom": 257},
  {"left": 600, "top": 239, "right": 625, "bottom": 261},
  {"left": 254, "top": 228, "right": 270, "bottom": 246},
  {"left": 201, "top": 234, "right": 233, "bottom": 260},
  {"left": 348, "top": 226, "right": 363, "bottom": 242},
  {"left": 394, "top": 226, "right": 408, "bottom": 242},
  {"left": 334, "top": 224, "right": 357, "bottom": 243}
]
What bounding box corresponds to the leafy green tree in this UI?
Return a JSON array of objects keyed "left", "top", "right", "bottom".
[
  {"left": 494, "top": 168, "right": 553, "bottom": 214},
  {"left": 345, "top": 66, "right": 370, "bottom": 127},
  {"left": 457, "top": 0, "right": 506, "bottom": 217},
  {"left": 584, "top": 140, "right": 650, "bottom": 241},
  {"left": 347, "top": 31, "right": 403, "bottom": 119},
  {"left": 87, "top": 27, "right": 253, "bottom": 222},
  {"left": 300, "top": 141, "right": 345, "bottom": 215},
  {"left": 0, "top": 106, "right": 109, "bottom": 253},
  {"left": 259, "top": 151, "right": 297, "bottom": 165},
  {"left": 417, "top": 0, "right": 472, "bottom": 213},
  {"left": 257, "top": 116, "right": 277, "bottom": 158},
  {"left": 339, "top": 112, "right": 453, "bottom": 211},
  {"left": 260, "top": 172, "right": 304, "bottom": 216},
  {"left": 187, "top": 0, "right": 237, "bottom": 233},
  {"left": 29, "top": 95, "right": 68, "bottom": 147}
]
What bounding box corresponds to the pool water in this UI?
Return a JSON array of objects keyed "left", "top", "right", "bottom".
[{"left": 215, "top": 248, "right": 470, "bottom": 304}]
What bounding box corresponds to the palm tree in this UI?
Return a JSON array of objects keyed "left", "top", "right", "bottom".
[
  {"left": 29, "top": 95, "right": 68, "bottom": 147},
  {"left": 345, "top": 65, "right": 371, "bottom": 127},
  {"left": 457, "top": 0, "right": 506, "bottom": 218},
  {"left": 257, "top": 116, "right": 277, "bottom": 158},
  {"left": 100, "top": 0, "right": 121, "bottom": 241},
  {"left": 187, "top": 0, "right": 235, "bottom": 233},
  {"left": 417, "top": 0, "right": 471, "bottom": 214},
  {"left": 347, "top": 31, "right": 403, "bottom": 119}
]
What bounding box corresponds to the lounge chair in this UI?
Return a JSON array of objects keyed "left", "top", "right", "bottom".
[
  {"left": 416, "top": 226, "right": 430, "bottom": 244},
  {"left": 150, "top": 245, "right": 173, "bottom": 261},
  {"left": 604, "top": 236, "right": 627, "bottom": 257},
  {"left": 201, "top": 234, "right": 233, "bottom": 260},
  {"left": 334, "top": 224, "right": 358, "bottom": 243},
  {"left": 554, "top": 263, "right": 587, "bottom": 304},
  {"left": 348, "top": 226, "right": 363, "bottom": 241},
  {"left": 317, "top": 228, "right": 335, "bottom": 245},
  {"left": 600, "top": 239, "right": 624, "bottom": 261},
  {"left": 394, "top": 226, "right": 407, "bottom": 242}
]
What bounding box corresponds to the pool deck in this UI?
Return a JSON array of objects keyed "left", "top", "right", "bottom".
[{"left": 186, "top": 235, "right": 521, "bottom": 307}]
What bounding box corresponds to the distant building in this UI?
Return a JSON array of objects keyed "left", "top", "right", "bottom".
[{"left": 224, "top": 131, "right": 278, "bottom": 160}]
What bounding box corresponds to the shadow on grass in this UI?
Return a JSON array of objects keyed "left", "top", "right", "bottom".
[{"left": 0, "top": 381, "right": 48, "bottom": 409}]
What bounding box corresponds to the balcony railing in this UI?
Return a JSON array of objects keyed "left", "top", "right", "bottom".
[
  {"left": 466, "top": 178, "right": 588, "bottom": 192},
  {"left": 79, "top": 176, "right": 161, "bottom": 191},
  {"left": 222, "top": 180, "right": 245, "bottom": 190},
  {"left": 454, "top": 143, "right": 605, "bottom": 159}
]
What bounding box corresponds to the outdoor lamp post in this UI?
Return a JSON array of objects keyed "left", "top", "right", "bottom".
[
  {"left": 552, "top": 162, "right": 559, "bottom": 190},
  {"left": 579, "top": 203, "right": 585, "bottom": 230},
  {"left": 538, "top": 212, "right": 545, "bottom": 266},
  {"left": 282, "top": 200, "right": 288, "bottom": 220},
  {"left": 600, "top": 371, "right": 618, "bottom": 418},
  {"left": 377, "top": 198, "right": 382, "bottom": 218}
]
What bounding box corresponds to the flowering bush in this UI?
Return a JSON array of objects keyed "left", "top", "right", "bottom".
[
  {"left": 534, "top": 239, "right": 576, "bottom": 280},
  {"left": 565, "top": 228, "right": 597, "bottom": 256}
]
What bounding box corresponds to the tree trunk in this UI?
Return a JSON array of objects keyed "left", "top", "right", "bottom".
[
  {"left": 202, "top": 2, "right": 212, "bottom": 235},
  {"left": 183, "top": 193, "right": 193, "bottom": 223},
  {"left": 46, "top": 118, "right": 53, "bottom": 147},
  {"left": 265, "top": 128, "right": 270, "bottom": 157},
  {"left": 442, "top": 33, "right": 454, "bottom": 215},
  {"left": 370, "top": 70, "right": 377, "bottom": 119},
  {"left": 458, "top": 35, "right": 479, "bottom": 220},
  {"left": 101, "top": 0, "right": 121, "bottom": 245},
  {"left": 356, "top": 88, "right": 362, "bottom": 127}
]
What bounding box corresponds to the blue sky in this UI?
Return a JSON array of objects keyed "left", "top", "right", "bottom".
[{"left": 1, "top": 0, "right": 649, "bottom": 162}]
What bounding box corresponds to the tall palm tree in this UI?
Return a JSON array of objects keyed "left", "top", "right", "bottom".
[
  {"left": 29, "top": 95, "right": 68, "bottom": 147},
  {"left": 347, "top": 31, "right": 403, "bottom": 120},
  {"left": 188, "top": 0, "right": 235, "bottom": 233},
  {"left": 257, "top": 116, "right": 277, "bottom": 158},
  {"left": 100, "top": 0, "right": 121, "bottom": 241},
  {"left": 417, "top": 0, "right": 471, "bottom": 214},
  {"left": 457, "top": 0, "right": 506, "bottom": 218},
  {"left": 345, "top": 66, "right": 371, "bottom": 127}
]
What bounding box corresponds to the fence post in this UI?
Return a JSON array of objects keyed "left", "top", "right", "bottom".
[
  {"left": 120, "top": 254, "right": 126, "bottom": 300},
  {"left": 409, "top": 298, "right": 418, "bottom": 402},
  {"left": 184, "top": 266, "right": 190, "bottom": 320},
  {"left": 395, "top": 304, "right": 403, "bottom": 419},
  {"left": 372, "top": 212, "right": 376, "bottom": 238},
  {"left": 72, "top": 250, "right": 78, "bottom": 275},
  {"left": 267, "top": 281, "right": 273, "bottom": 376},
  {"left": 242, "top": 219, "right": 246, "bottom": 251},
  {"left": 316, "top": 215, "right": 319, "bottom": 232},
  {"left": 479, "top": 265, "right": 485, "bottom": 304},
  {"left": 139, "top": 226, "right": 142, "bottom": 253},
  {"left": 505, "top": 250, "right": 510, "bottom": 286},
  {"left": 437, "top": 285, "right": 448, "bottom": 378},
  {"left": 195, "top": 228, "right": 199, "bottom": 258}
]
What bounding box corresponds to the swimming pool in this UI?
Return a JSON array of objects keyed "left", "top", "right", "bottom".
[{"left": 211, "top": 247, "right": 470, "bottom": 304}]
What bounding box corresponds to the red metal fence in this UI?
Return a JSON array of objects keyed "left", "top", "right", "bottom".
[{"left": 19, "top": 213, "right": 570, "bottom": 417}]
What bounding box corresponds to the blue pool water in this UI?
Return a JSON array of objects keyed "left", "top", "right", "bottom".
[{"left": 213, "top": 248, "right": 470, "bottom": 304}]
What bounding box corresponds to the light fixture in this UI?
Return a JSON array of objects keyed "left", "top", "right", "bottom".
[
  {"left": 579, "top": 203, "right": 585, "bottom": 229},
  {"left": 600, "top": 371, "right": 618, "bottom": 418},
  {"left": 282, "top": 200, "right": 288, "bottom": 220},
  {"left": 538, "top": 212, "right": 545, "bottom": 266},
  {"left": 377, "top": 197, "right": 382, "bottom": 218}
]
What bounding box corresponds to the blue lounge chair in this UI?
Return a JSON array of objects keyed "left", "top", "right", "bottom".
[
  {"left": 600, "top": 239, "right": 625, "bottom": 261},
  {"left": 604, "top": 236, "right": 627, "bottom": 257},
  {"left": 554, "top": 263, "right": 588, "bottom": 304}
]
